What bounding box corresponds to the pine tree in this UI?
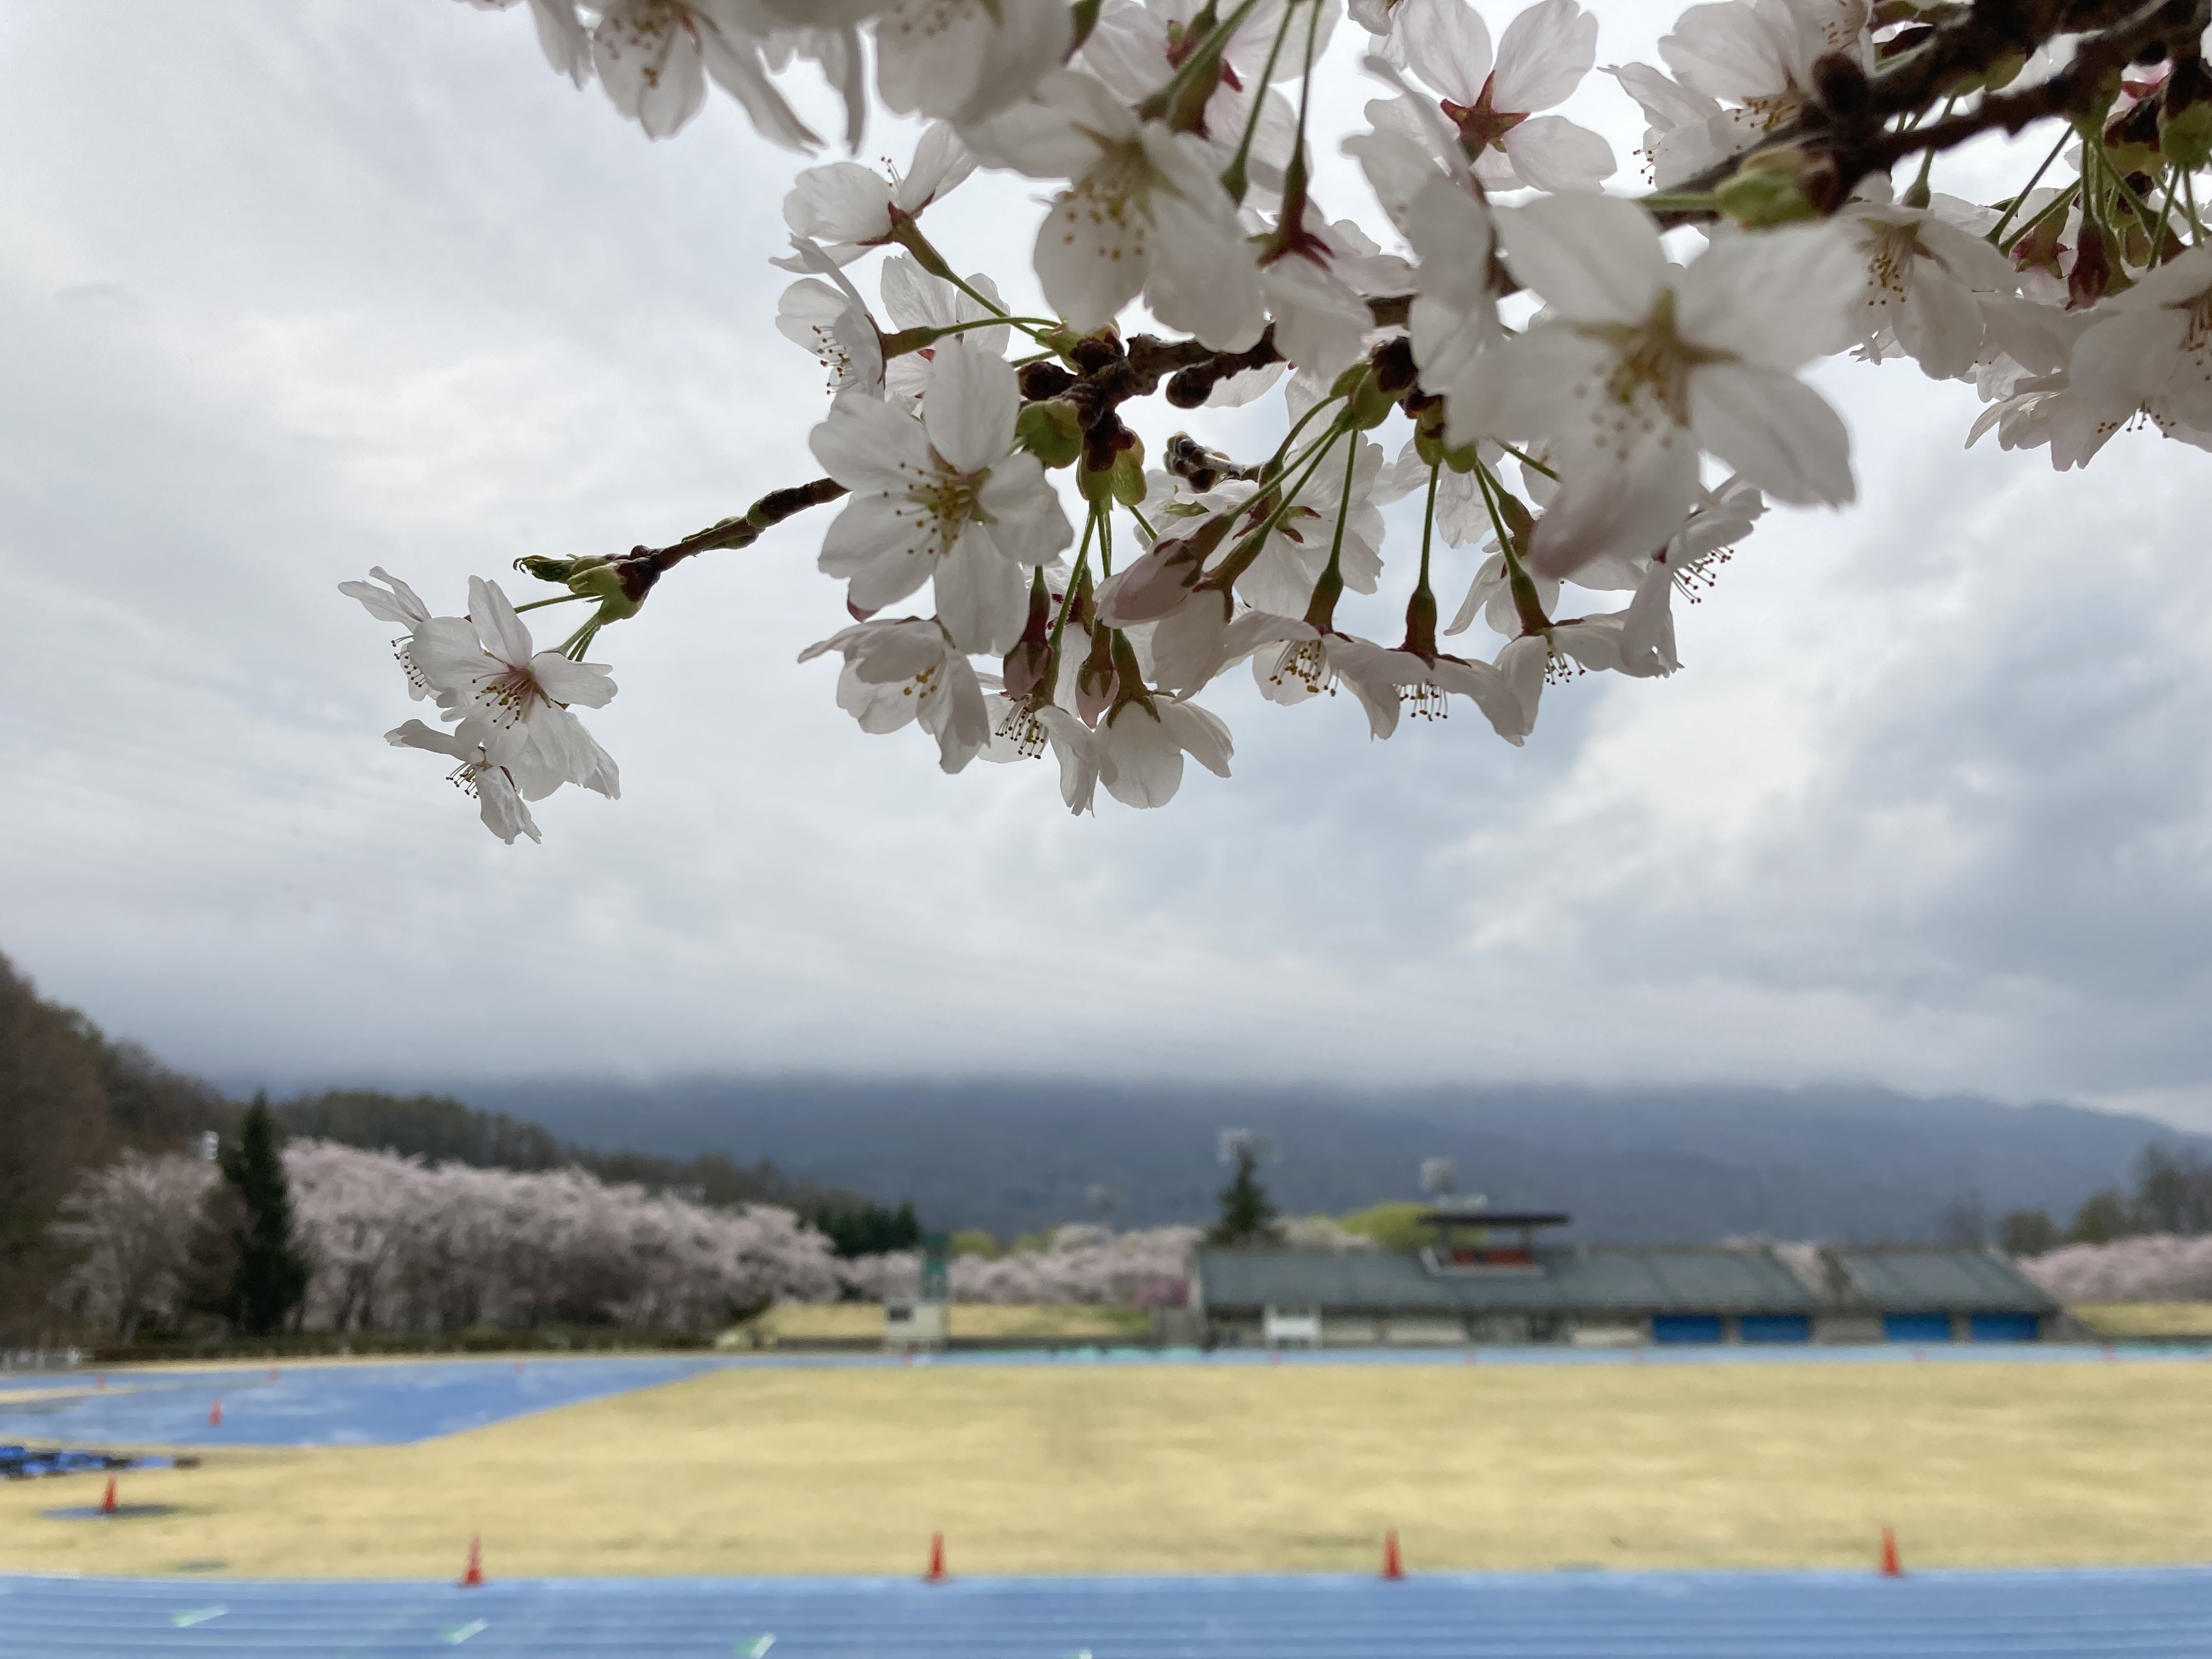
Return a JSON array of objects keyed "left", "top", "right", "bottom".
[
  {"left": 1208, "top": 1148, "right": 1278, "bottom": 1246},
  {"left": 219, "top": 1096, "right": 309, "bottom": 1336}
]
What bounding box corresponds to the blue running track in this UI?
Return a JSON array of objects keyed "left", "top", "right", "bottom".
[
  {"left": 0, "top": 1358, "right": 723, "bottom": 1448},
  {"left": 2, "top": 1568, "right": 2208, "bottom": 1659}
]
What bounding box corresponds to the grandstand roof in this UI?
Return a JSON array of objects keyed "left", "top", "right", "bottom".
[
  {"left": 1194, "top": 1245, "right": 2057, "bottom": 1317},
  {"left": 1826, "top": 1247, "right": 2057, "bottom": 1314}
]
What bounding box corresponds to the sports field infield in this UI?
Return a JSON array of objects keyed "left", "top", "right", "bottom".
[{"left": 2, "top": 1357, "right": 2205, "bottom": 1578}]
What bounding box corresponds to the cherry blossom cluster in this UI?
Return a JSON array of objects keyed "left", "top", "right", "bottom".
[
  {"left": 49, "top": 1142, "right": 843, "bottom": 1338},
  {"left": 840, "top": 1222, "right": 1201, "bottom": 1304},
  {"left": 359, "top": 0, "right": 2212, "bottom": 835},
  {"left": 2019, "top": 1234, "right": 2212, "bottom": 1299}
]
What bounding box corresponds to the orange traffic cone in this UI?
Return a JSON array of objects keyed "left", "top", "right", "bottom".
[
  {"left": 99, "top": 1476, "right": 118, "bottom": 1516},
  {"left": 208, "top": 1400, "right": 223, "bottom": 1427},
  {"left": 1381, "top": 1529, "right": 1404, "bottom": 1581},
  {"left": 460, "top": 1534, "right": 484, "bottom": 1588},
  {"left": 924, "top": 1532, "right": 947, "bottom": 1583},
  {"left": 1880, "top": 1526, "right": 1903, "bottom": 1578}
]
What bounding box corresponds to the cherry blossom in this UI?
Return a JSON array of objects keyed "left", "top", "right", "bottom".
[
  {"left": 340, "top": 566, "right": 476, "bottom": 703},
  {"left": 1839, "top": 193, "right": 2016, "bottom": 380},
  {"left": 799, "top": 617, "right": 993, "bottom": 773},
  {"left": 1098, "top": 694, "right": 1234, "bottom": 808},
  {"left": 1395, "top": 0, "right": 1615, "bottom": 192},
  {"left": 413, "top": 577, "right": 618, "bottom": 757},
  {"left": 586, "top": 0, "right": 818, "bottom": 148},
  {"left": 782, "top": 122, "right": 975, "bottom": 266},
  {"left": 1471, "top": 194, "right": 1860, "bottom": 579},
  {"left": 967, "top": 70, "right": 1265, "bottom": 346},
  {"left": 874, "top": 0, "right": 1073, "bottom": 127},
  {"left": 1612, "top": 0, "right": 1871, "bottom": 189},
  {"left": 776, "top": 250, "right": 887, "bottom": 398},
  {"left": 2065, "top": 243, "right": 2212, "bottom": 450},
  {"left": 809, "top": 339, "right": 1073, "bottom": 652},
  {"left": 393, "top": 0, "right": 2212, "bottom": 830}
]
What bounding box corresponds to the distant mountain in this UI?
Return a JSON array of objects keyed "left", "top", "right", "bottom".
[{"left": 447, "top": 1076, "right": 2212, "bottom": 1243}]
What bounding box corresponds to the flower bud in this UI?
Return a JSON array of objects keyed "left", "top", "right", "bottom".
[
  {"left": 1096, "top": 514, "right": 1233, "bottom": 626},
  {"left": 1717, "top": 147, "right": 1831, "bottom": 228},
  {"left": 1002, "top": 568, "right": 1056, "bottom": 701},
  {"left": 1344, "top": 366, "right": 1397, "bottom": 431},
  {"left": 2067, "top": 224, "right": 2117, "bottom": 310},
  {"left": 1402, "top": 580, "right": 1438, "bottom": 663},
  {"left": 1018, "top": 362, "right": 1077, "bottom": 401},
  {"left": 1068, "top": 331, "right": 1125, "bottom": 375},
  {"left": 1077, "top": 439, "right": 1147, "bottom": 507},
  {"left": 512, "top": 552, "right": 650, "bottom": 620},
  {"left": 1016, "top": 399, "right": 1085, "bottom": 469},
  {"left": 1165, "top": 431, "right": 1237, "bottom": 492},
  {"left": 2160, "top": 54, "right": 2212, "bottom": 170},
  {"left": 1074, "top": 623, "right": 1119, "bottom": 727},
  {"left": 1810, "top": 52, "right": 1869, "bottom": 119}
]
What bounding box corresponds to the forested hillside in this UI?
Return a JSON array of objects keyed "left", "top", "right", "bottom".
[
  {"left": 0, "top": 955, "right": 876, "bottom": 1341},
  {"left": 0, "top": 956, "right": 233, "bottom": 1338}
]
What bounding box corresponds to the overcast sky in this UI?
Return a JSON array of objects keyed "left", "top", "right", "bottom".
[{"left": 3, "top": 3, "right": 2209, "bottom": 1128}]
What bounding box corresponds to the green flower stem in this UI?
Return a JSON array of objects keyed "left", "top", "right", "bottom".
[
  {"left": 1474, "top": 461, "right": 1551, "bottom": 636},
  {"left": 1220, "top": 2, "right": 1299, "bottom": 204},
  {"left": 1987, "top": 127, "right": 2071, "bottom": 245},
  {"left": 888, "top": 219, "right": 1059, "bottom": 343},
  {"left": 1136, "top": 0, "right": 1266, "bottom": 125},
  {"left": 1997, "top": 179, "right": 2078, "bottom": 255},
  {"left": 1301, "top": 422, "right": 1362, "bottom": 629},
  {"left": 1048, "top": 504, "right": 1103, "bottom": 658},
  {"left": 1497, "top": 441, "right": 1558, "bottom": 481},
  {"left": 1207, "top": 419, "right": 1348, "bottom": 592}
]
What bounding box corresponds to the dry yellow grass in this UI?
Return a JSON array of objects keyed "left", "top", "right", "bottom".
[
  {"left": 730, "top": 1302, "right": 1150, "bottom": 1346},
  {"left": 2071, "top": 1302, "right": 2212, "bottom": 1338},
  {"left": 2, "top": 1359, "right": 2206, "bottom": 1579}
]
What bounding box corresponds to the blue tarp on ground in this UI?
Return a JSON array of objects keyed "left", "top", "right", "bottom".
[{"left": 3, "top": 1568, "right": 2209, "bottom": 1659}]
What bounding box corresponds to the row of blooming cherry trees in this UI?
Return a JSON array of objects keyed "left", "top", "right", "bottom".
[
  {"left": 347, "top": 0, "right": 2212, "bottom": 836},
  {"left": 47, "top": 1143, "right": 1199, "bottom": 1339},
  {"left": 843, "top": 1223, "right": 1204, "bottom": 1304},
  {"left": 2018, "top": 1234, "right": 2212, "bottom": 1301}
]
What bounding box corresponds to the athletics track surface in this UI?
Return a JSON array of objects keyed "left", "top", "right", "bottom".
[
  {"left": 0, "top": 1345, "right": 2204, "bottom": 1448},
  {"left": 3, "top": 1567, "right": 2209, "bottom": 1658},
  {"left": 4, "top": 1353, "right": 2210, "bottom": 1658}
]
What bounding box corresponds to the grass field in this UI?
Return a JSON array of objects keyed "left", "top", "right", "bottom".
[
  {"left": 2071, "top": 1302, "right": 2212, "bottom": 1339},
  {"left": 730, "top": 1302, "right": 1152, "bottom": 1346},
  {"left": 2, "top": 1359, "right": 2207, "bottom": 1579}
]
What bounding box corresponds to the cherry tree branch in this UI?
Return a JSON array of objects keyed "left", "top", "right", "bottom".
[{"left": 1658, "top": 0, "right": 2210, "bottom": 211}]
